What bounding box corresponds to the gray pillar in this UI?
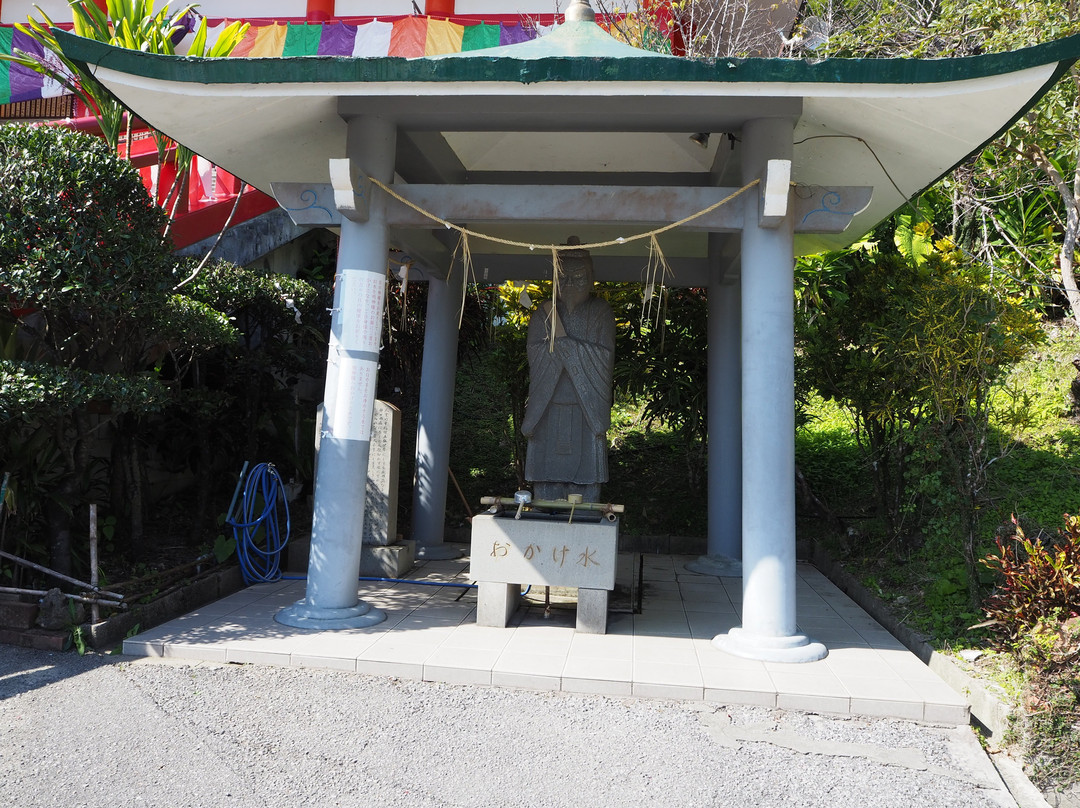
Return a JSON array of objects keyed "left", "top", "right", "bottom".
[
  {"left": 411, "top": 272, "right": 464, "bottom": 560},
  {"left": 276, "top": 116, "right": 395, "bottom": 630},
  {"left": 687, "top": 248, "right": 742, "bottom": 577},
  {"left": 713, "top": 117, "right": 826, "bottom": 662}
]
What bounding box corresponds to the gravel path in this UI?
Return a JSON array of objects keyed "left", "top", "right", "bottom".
[{"left": 1, "top": 647, "right": 1017, "bottom": 808}]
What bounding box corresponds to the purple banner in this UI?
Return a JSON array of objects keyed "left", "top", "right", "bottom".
[
  {"left": 317, "top": 22, "right": 357, "bottom": 56},
  {"left": 9, "top": 30, "right": 46, "bottom": 103},
  {"left": 499, "top": 24, "right": 536, "bottom": 47}
]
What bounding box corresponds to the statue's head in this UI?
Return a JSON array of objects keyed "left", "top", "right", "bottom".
[{"left": 559, "top": 236, "right": 593, "bottom": 304}]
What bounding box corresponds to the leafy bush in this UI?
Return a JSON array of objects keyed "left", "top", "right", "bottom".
[
  {"left": 0, "top": 361, "right": 166, "bottom": 421},
  {"left": 980, "top": 513, "right": 1080, "bottom": 790},
  {"left": 797, "top": 222, "right": 1043, "bottom": 600},
  {"left": 795, "top": 406, "right": 869, "bottom": 518},
  {"left": 981, "top": 514, "right": 1080, "bottom": 642},
  {"left": 0, "top": 123, "right": 238, "bottom": 573},
  {"left": 992, "top": 433, "right": 1080, "bottom": 531},
  {"left": 1, "top": 126, "right": 173, "bottom": 363}
]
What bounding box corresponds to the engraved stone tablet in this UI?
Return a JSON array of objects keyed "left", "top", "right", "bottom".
[{"left": 362, "top": 400, "right": 401, "bottom": 546}]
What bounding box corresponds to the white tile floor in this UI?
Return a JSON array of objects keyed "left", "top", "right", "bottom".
[{"left": 123, "top": 553, "right": 970, "bottom": 724}]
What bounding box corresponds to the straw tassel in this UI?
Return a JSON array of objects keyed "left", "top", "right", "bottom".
[
  {"left": 448, "top": 231, "right": 478, "bottom": 328},
  {"left": 549, "top": 247, "right": 563, "bottom": 353},
  {"left": 642, "top": 233, "right": 673, "bottom": 329}
]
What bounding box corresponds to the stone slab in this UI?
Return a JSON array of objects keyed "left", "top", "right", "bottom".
[
  {"left": 359, "top": 541, "right": 415, "bottom": 578},
  {"left": 314, "top": 400, "right": 401, "bottom": 547},
  {"left": 363, "top": 400, "right": 400, "bottom": 546},
  {"left": 0, "top": 599, "right": 39, "bottom": 629},
  {"left": 576, "top": 588, "right": 608, "bottom": 634},
  {"left": 470, "top": 513, "right": 618, "bottom": 590},
  {"left": 83, "top": 566, "right": 245, "bottom": 651},
  {"left": 0, "top": 626, "right": 69, "bottom": 651},
  {"left": 289, "top": 537, "right": 415, "bottom": 579}
]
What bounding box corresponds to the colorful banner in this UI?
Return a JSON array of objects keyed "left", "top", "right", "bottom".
[
  {"left": 461, "top": 22, "right": 500, "bottom": 52},
  {"left": 424, "top": 19, "right": 464, "bottom": 57},
  {"left": 0, "top": 27, "right": 12, "bottom": 105},
  {"left": 8, "top": 29, "right": 45, "bottom": 104},
  {"left": 316, "top": 22, "right": 356, "bottom": 56},
  {"left": 0, "top": 27, "right": 71, "bottom": 105},
  {"left": 199, "top": 18, "right": 540, "bottom": 59},
  {"left": 0, "top": 17, "right": 546, "bottom": 105},
  {"left": 282, "top": 22, "right": 324, "bottom": 57},
  {"left": 352, "top": 20, "right": 393, "bottom": 57}
]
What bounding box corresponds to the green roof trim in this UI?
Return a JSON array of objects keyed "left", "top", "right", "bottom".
[{"left": 55, "top": 27, "right": 1080, "bottom": 89}]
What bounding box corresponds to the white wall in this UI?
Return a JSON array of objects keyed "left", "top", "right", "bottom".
[
  {"left": 442, "top": 1, "right": 562, "bottom": 12},
  {"left": 455, "top": 1, "right": 642, "bottom": 12},
  {"left": 331, "top": 0, "right": 425, "bottom": 15},
  {"left": 2, "top": 0, "right": 307, "bottom": 23},
  {"left": 2, "top": 0, "right": 73, "bottom": 24},
  {"left": 2, "top": 0, "right": 638, "bottom": 24},
  {"left": 195, "top": 1, "right": 308, "bottom": 17},
  {"left": 332, "top": 1, "right": 576, "bottom": 16},
  {"left": 2, "top": 0, "right": 639, "bottom": 23}
]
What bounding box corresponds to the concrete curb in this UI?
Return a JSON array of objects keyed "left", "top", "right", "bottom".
[
  {"left": 991, "top": 751, "right": 1055, "bottom": 808},
  {"left": 811, "top": 545, "right": 1053, "bottom": 808},
  {"left": 81, "top": 565, "right": 244, "bottom": 651},
  {"left": 811, "top": 545, "right": 1014, "bottom": 738}
]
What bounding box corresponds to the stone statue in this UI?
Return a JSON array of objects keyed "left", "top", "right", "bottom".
[{"left": 522, "top": 238, "right": 615, "bottom": 502}]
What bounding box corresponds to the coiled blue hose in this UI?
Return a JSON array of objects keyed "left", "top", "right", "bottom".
[{"left": 229, "top": 462, "right": 290, "bottom": 585}]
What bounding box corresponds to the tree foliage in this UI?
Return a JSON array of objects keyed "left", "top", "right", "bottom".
[
  {"left": 0, "top": 124, "right": 232, "bottom": 376},
  {"left": 0, "top": 124, "right": 235, "bottom": 574},
  {"left": 804, "top": 0, "right": 1080, "bottom": 326},
  {"left": 614, "top": 286, "right": 709, "bottom": 485},
  {"left": 598, "top": 0, "right": 798, "bottom": 57},
  {"left": 797, "top": 216, "right": 1042, "bottom": 581},
  {"left": 0, "top": 362, "right": 166, "bottom": 422}
]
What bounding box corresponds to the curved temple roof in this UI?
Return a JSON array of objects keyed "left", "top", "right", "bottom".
[{"left": 54, "top": 22, "right": 1080, "bottom": 278}]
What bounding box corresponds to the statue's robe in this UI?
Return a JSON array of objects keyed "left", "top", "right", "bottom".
[{"left": 522, "top": 296, "right": 615, "bottom": 490}]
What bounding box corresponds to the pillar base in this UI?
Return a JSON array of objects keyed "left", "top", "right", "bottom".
[
  {"left": 685, "top": 554, "right": 742, "bottom": 578},
  {"left": 275, "top": 599, "right": 386, "bottom": 630},
  {"left": 712, "top": 626, "right": 828, "bottom": 663},
  {"left": 416, "top": 543, "right": 463, "bottom": 561}
]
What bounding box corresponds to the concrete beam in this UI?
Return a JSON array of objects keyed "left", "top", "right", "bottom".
[{"left": 272, "top": 182, "right": 872, "bottom": 235}]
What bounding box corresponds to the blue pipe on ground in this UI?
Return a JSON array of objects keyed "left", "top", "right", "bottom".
[{"left": 280, "top": 574, "right": 476, "bottom": 589}]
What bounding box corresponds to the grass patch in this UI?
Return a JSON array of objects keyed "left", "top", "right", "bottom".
[
  {"left": 794, "top": 321, "right": 1080, "bottom": 793},
  {"left": 796, "top": 400, "right": 871, "bottom": 520}
]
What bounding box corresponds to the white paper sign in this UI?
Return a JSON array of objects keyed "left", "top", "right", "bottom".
[
  {"left": 340, "top": 270, "right": 386, "bottom": 354},
  {"left": 332, "top": 356, "right": 378, "bottom": 442}
]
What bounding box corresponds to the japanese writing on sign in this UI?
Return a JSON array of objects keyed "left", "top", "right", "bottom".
[
  {"left": 331, "top": 356, "right": 377, "bottom": 441},
  {"left": 490, "top": 541, "right": 599, "bottom": 569},
  {"left": 340, "top": 270, "right": 386, "bottom": 354},
  {"left": 470, "top": 515, "right": 618, "bottom": 589}
]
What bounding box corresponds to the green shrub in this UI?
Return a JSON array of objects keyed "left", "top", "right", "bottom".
[
  {"left": 980, "top": 514, "right": 1080, "bottom": 642},
  {"left": 981, "top": 514, "right": 1080, "bottom": 791}
]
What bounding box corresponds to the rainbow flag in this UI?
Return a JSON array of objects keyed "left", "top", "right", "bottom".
[
  {"left": 198, "top": 18, "right": 541, "bottom": 59},
  {"left": 0, "top": 17, "right": 547, "bottom": 106}
]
